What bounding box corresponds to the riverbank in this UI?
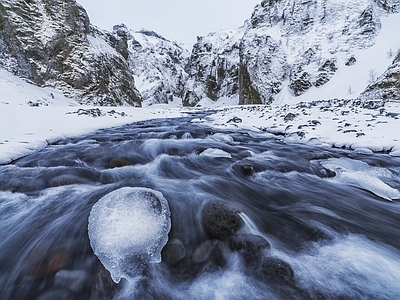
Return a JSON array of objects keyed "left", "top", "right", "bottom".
[{"left": 1, "top": 68, "right": 400, "bottom": 165}]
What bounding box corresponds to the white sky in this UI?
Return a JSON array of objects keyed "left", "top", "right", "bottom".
[{"left": 77, "top": 0, "right": 260, "bottom": 47}]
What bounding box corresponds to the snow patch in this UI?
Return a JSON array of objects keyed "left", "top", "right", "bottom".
[
  {"left": 320, "top": 157, "right": 400, "bottom": 201},
  {"left": 200, "top": 148, "right": 232, "bottom": 159}
]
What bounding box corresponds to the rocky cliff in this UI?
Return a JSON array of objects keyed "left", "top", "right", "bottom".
[
  {"left": 184, "top": 0, "right": 400, "bottom": 106},
  {"left": 361, "top": 50, "right": 400, "bottom": 100},
  {"left": 111, "top": 25, "right": 189, "bottom": 106},
  {"left": 183, "top": 29, "right": 244, "bottom": 106},
  {"left": 0, "top": 0, "right": 141, "bottom": 106}
]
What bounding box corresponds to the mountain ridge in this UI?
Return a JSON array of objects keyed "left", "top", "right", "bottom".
[{"left": 0, "top": 0, "right": 399, "bottom": 107}]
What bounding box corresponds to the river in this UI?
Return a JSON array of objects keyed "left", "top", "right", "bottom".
[{"left": 1, "top": 114, "right": 400, "bottom": 299}]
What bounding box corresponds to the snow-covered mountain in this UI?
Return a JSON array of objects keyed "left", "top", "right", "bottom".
[
  {"left": 184, "top": 0, "right": 400, "bottom": 106},
  {"left": 1, "top": 0, "right": 399, "bottom": 108},
  {"left": 111, "top": 25, "right": 190, "bottom": 106},
  {"left": 183, "top": 28, "right": 245, "bottom": 106},
  {"left": 0, "top": 0, "right": 141, "bottom": 106}
]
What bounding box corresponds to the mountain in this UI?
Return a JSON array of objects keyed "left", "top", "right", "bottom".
[
  {"left": 1, "top": 0, "right": 399, "bottom": 108},
  {"left": 183, "top": 28, "right": 245, "bottom": 106},
  {"left": 111, "top": 25, "right": 189, "bottom": 106},
  {"left": 0, "top": 0, "right": 141, "bottom": 106},
  {"left": 184, "top": 0, "right": 400, "bottom": 106}
]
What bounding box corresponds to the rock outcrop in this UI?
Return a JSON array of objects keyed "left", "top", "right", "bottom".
[
  {"left": 111, "top": 25, "right": 189, "bottom": 106},
  {"left": 0, "top": 0, "right": 141, "bottom": 106},
  {"left": 361, "top": 50, "right": 400, "bottom": 100},
  {"left": 183, "top": 29, "right": 244, "bottom": 106}
]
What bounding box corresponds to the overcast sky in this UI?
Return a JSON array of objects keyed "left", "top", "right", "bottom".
[{"left": 77, "top": 0, "right": 261, "bottom": 47}]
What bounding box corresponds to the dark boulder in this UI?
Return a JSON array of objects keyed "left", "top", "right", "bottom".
[
  {"left": 201, "top": 202, "right": 244, "bottom": 240},
  {"left": 240, "top": 164, "right": 255, "bottom": 176},
  {"left": 228, "top": 234, "right": 270, "bottom": 262},
  {"left": 255, "top": 257, "right": 295, "bottom": 284},
  {"left": 109, "top": 158, "right": 132, "bottom": 168}
]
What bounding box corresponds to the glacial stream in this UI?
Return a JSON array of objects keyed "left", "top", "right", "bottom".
[{"left": 1, "top": 114, "right": 400, "bottom": 299}]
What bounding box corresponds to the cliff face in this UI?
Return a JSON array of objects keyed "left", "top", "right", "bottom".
[
  {"left": 0, "top": 0, "right": 141, "bottom": 106},
  {"left": 183, "top": 29, "right": 244, "bottom": 106},
  {"left": 184, "top": 0, "right": 400, "bottom": 106},
  {"left": 111, "top": 25, "right": 190, "bottom": 106},
  {"left": 361, "top": 51, "right": 400, "bottom": 101}
]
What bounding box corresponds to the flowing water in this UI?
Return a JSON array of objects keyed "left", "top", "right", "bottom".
[{"left": 1, "top": 114, "right": 400, "bottom": 299}]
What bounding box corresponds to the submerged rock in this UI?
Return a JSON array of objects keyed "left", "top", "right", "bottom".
[
  {"left": 255, "top": 257, "right": 295, "bottom": 284},
  {"left": 161, "top": 239, "right": 186, "bottom": 265},
  {"left": 54, "top": 269, "right": 88, "bottom": 293},
  {"left": 109, "top": 158, "right": 132, "bottom": 168},
  {"left": 228, "top": 234, "right": 271, "bottom": 261}
]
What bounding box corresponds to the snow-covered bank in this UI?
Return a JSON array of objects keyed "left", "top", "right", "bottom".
[
  {"left": 0, "top": 69, "right": 184, "bottom": 164},
  {"left": 194, "top": 99, "right": 400, "bottom": 156},
  {"left": 2, "top": 68, "right": 400, "bottom": 165}
]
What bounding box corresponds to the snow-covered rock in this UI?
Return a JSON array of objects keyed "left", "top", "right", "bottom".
[
  {"left": 184, "top": 0, "right": 400, "bottom": 106},
  {"left": 0, "top": 0, "right": 141, "bottom": 106},
  {"left": 361, "top": 50, "right": 400, "bottom": 100},
  {"left": 111, "top": 25, "right": 190, "bottom": 106},
  {"left": 184, "top": 29, "right": 245, "bottom": 106}
]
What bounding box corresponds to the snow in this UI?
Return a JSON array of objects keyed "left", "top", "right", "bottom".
[
  {"left": 274, "top": 12, "right": 400, "bottom": 104},
  {"left": 0, "top": 69, "right": 184, "bottom": 164},
  {"left": 88, "top": 187, "right": 171, "bottom": 283},
  {"left": 320, "top": 157, "right": 400, "bottom": 201},
  {"left": 200, "top": 148, "right": 232, "bottom": 159},
  {"left": 1, "top": 66, "right": 400, "bottom": 166},
  {"left": 195, "top": 100, "right": 400, "bottom": 156}
]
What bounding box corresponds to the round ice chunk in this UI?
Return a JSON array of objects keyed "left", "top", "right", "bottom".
[
  {"left": 200, "top": 148, "right": 232, "bottom": 158},
  {"left": 88, "top": 187, "right": 171, "bottom": 283}
]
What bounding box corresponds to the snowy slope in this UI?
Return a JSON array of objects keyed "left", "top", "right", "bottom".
[
  {"left": 0, "top": 69, "right": 183, "bottom": 165},
  {"left": 275, "top": 11, "right": 400, "bottom": 105}
]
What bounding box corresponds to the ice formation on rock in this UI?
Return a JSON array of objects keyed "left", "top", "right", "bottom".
[
  {"left": 321, "top": 157, "right": 400, "bottom": 201},
  {"left": 88, "top": 187, "right": 171, "bottom": 283}
]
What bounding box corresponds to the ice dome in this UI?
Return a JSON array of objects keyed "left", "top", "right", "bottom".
[{"left": 88, "top": 187, "right": 171, "bottom": 283}]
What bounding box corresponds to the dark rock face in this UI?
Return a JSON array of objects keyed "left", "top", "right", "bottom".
[
  {"left": 201, "top": 202, "right": 244, "bottom": 240},
  {"left": 360, "top": 51, "right": 400, "bottom": 100},
  {"left": 228, "top": 234, "right": 271, "bottom": 262},
  {"left": 373, "top": 0, "right": 400, "bottom": 12},
  {"left": 0, "top": 0, "right": 141, "bottom": 106}
]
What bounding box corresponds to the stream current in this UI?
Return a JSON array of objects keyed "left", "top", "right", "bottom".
[{"left": 1, "top": 114, "right": 400, "bottom": 299}]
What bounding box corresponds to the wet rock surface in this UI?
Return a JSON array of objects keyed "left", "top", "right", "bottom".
[{"left": 201, "top": 202, "right": 244, "bottom": 240}]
